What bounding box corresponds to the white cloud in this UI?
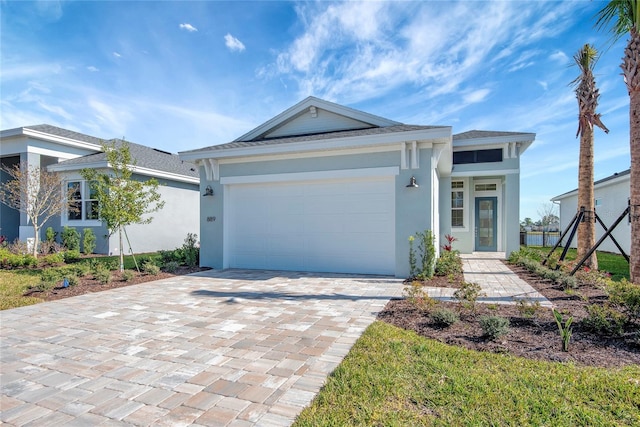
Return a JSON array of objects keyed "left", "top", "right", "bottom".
[
  {"left": 113, "top": 52, "right": 121, "bottom": 58},
  {"left": 538, "top": 81, "right": 548, "bottom": 91},
  {"left": 179, "top": 23, "right": 198, "bottom": 32},
  {"left": 87, "top": 66, "right": 99, "bottom": 72},
  {"left": 463, "top": 89, "right": 491, "bottom": 105},
  {"left": 549, "top": 50, "right": 569, "bottom": 64},
  {"left": 224, "top": 34, "right": 245, "bottom": 52}
]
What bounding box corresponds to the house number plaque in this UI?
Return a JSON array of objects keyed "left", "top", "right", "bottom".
[{"left": 206, "top": 216, "right": 216, "bottom": 222}]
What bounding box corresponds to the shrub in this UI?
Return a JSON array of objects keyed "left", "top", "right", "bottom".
[
  {"left": 71, "top": 262, "right": 92, "bottom": 277},
  {"left": 582, "top": 304, "right": 626, "bottom": 336},
  {"left": 63, "top": 250, "right": 81, "bottom": 263},
  {"left": 121, "top": 270, "right": 134, "bottom": 282},
  {"left": 403, "top": 281, "right": 437, "bottom": 311},
  {"left": 182, "top": 233, "right": 199, "bottom": 267},
  {"left": 163, "top": 261, "right": 180, "bottom": 273},
  {"left": 553, "top": 309, "right": 573, "bottom": 352},
  {"left": 515, "top": 298, "right": 541, "bottom": 319},
  {"left": 479, "top": 315, "right": 510, "bottom": 340},
  {"left": 45, "top": 227, "right": 57, "bottom": 243},
  {"left": 66, "top": 275, "right": 79, "bottom": 287},
  {"left": 61, "top": 226, "right": 80, "bottom": 251},
  {"left": 93, "top": 267, "right": 112, "bottom": 285},
  {"left": 42, "top": 252, "right": 65, "bottom": 266},
  {"left": 82, "top": 228, "right": 96, "bottom": 255},
  {"left": 142, "top": 261, "right": 160, "bottom": 276},
  {"left": 608, "top": 279, "right": 640, "bottom": 325},
  {"left": 435, "top": 250, "right": 463, "bottom": 276},
  {"left": 41, "top": 268, "right": 63, "bottom": 285},
  {"left": 431, "top": 308, "right": 459, "bottom": 326},
  {"left": 159, "top": 249, "right": 181, "bottom": 264},
  {"left": 453, "top": 281, "right": 484, "bottom": 311},
  {"left": 0, "top": 248, "right": 36, "bottom": 268}
]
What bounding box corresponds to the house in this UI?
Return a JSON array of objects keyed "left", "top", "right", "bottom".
[
  {"left": 1, "top": 124, "right": 200, "bottom": 255},
  {"left": 551, "top": 169, "right": 630, "bottom": 255},
  {"left": 179, "top": 97, "right": 535, "bottom": 277}
]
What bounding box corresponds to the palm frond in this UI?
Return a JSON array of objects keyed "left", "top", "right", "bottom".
[{"left": 595, "top": 0, "right": 638, "bottom": 40}]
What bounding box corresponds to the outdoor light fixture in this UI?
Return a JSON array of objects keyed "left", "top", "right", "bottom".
[
  {"left": 203, "top": 185, "right": 214, "bottom": 197},
  {"left": 406, "top": 176, "right": 419, "bottom": 188}
]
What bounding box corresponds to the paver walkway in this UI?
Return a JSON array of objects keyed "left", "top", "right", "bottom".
[
  {"left": 425, "top": 252, "right": 552, "bottom": 307},
  {"left": 1, "top": 257, "right": 550, "bottom": 426},
  {"left": 1, "top": 270, "right": 404, "bottom": 426}
]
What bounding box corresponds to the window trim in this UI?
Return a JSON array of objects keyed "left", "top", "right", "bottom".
[
  {"left": 451, "top": 180, "right": 468, "bottom": 231},
  {"left": 62, "top": 180, "right": 102, "bottom": 227}
]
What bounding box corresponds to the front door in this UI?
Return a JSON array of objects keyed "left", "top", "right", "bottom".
[{"left": 475, "top": 197, "right": 497, "bottom": 251}]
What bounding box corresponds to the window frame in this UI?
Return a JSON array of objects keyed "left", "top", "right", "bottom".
[
  {"left": 62, "top": 180, "right": 102, "bottom": 227},
  {"left": 451, "top": 180, "right": 467, "bottom": 230}
]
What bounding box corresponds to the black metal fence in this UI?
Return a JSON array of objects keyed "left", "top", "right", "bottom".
[{"left": 520, "top": 231, "right": 561, "bottom": 247}]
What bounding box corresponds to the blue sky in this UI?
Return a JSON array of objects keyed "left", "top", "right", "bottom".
[{"left": 0, "top": 0, "right": 631, "bottom": 221}]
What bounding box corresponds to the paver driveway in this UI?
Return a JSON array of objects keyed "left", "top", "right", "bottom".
[{"left": 1, "top": 269, "right": 404, "bottom": 426}]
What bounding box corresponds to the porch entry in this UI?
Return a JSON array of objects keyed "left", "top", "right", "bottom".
[{"left": 475, "top": 197, "right": 497, "bottom": 251}]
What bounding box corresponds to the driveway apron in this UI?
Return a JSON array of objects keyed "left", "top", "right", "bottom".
[{"left": 0, "top": 269, "right": 404, "bottom": 426}]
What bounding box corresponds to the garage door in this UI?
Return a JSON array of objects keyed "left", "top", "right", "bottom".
[{"left": 226, "top": 176, "right": 395, "bottom": 275}]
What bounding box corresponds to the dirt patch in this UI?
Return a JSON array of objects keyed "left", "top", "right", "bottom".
[
  {"left": 378, "top": 263, "right": 639, "bottom": 368},
  {"left": 24, "top": 266, "right": 211, "bottom": 302}
]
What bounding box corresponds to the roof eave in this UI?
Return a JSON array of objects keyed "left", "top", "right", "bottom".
[{"left": 1, "top": 127, "right": 104, "bottom": 152}]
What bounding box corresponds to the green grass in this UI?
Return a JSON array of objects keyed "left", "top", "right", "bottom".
[
  {"left": 533, "top": 246, "right": 630, "bottom": 281},
  {"left": 0, "top": 269, "right": 44, "bottom": 310},
  {"left": 294, "top": 322, "right": 640, "bottom": 427}
]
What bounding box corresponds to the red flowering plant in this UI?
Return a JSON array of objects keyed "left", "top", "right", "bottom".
[{"left": 442, "top": 234, "right": 458, "bottom": 252}]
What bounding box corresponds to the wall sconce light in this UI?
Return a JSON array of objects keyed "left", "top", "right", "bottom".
[
  {"left": 406, "top": 176, "right": 419, "bottom": 188},
  {"left": 203, "top": 185, "right": 214, "bottom": 197}
]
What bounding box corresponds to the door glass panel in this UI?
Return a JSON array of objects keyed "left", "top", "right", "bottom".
[{"left": 478, "top": 199, "right": 494, "bottom": 247}]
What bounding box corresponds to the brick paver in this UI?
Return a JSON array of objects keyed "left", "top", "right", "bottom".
[{"left": 1, "top": 269, "right": 403, "bottom": 426}]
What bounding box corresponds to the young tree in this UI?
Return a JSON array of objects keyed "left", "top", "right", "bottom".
[
  {"left": 81, "top": 140, "right": 165, "bottom": 271},
  {"left": 597, "top": 0, "right": 640, "bottom": 283},
  {"left": 572, "top": 44, "right": 609, "bottom": 270},
  {"left": 537, "top": 202, "right": 560, "bottom": 231},
  {"left": 0, "top": 162, "right": 75, "bottom": 257}
]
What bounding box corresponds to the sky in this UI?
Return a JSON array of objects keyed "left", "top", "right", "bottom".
[{"left": 0, "top": 0, "right": 632, "bottom": 221}]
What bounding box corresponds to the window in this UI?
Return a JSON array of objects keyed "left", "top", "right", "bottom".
[
  {"left": 453, "top": 149, "right": 503, "bottom": 164},
  {"left": 452, "top": 181, "right": 464, "bottom": 227},
  {"left": 475, "top": 183, "right": 497, "bottom": 191},
  {"left": 66, "top": 181, "right": 98, "bottom": 222},
  {"left": 595, "top": 198, "right": 602, "bottom": 207}
]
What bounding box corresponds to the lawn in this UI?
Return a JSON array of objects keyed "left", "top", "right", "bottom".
[
  {"left": 531, "top": 246, "right": 630, "bottom": 281},
  {"left": 294, "top": 322, "right": 640, "bottom": 427}
]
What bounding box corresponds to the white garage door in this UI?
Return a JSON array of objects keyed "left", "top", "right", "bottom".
[{"left": 226, "top": 176, "right": 395, "bottom": 275}]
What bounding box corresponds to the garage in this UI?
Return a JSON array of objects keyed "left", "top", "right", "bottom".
[{"left": 226, "top": 175, "right": 396, "bottom": 275}]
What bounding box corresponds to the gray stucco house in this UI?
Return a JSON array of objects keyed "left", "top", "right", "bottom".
[
  {"left": 1, "top": 125, "right": 199, "bottom": 255},
  {"left": 180, "top": 97, "right": 535, "bottom": 277},
  {"left": 551, "top": 169, "right": 630, "bottom": 255}
]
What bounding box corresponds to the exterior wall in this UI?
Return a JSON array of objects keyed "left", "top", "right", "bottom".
[
  {"left": 266, "top": 109, "right": 371, "bottom": 138},
  {"left": 199, "top": 148, "right": 436, "bottom": 277},
  {"left": 556, "top": 178, "right": 630, "bottom": 254},
  {"left": 0, "top": 156, "right": 20, "bottom": 242},
  {"left": 504, "top": 173, "right": 520, "bottom": 256}
]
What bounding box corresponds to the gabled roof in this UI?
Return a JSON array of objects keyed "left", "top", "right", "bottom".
[
  {"left": 49, "top": 139, "right": 199, "bottom": 183},
  {"left": 453, "top": 130, "right": 532, "bottom": 140},
  {"left": 1, "top": 124, "right": 104, "bottom": 152},
  {"left": 551, "top": 169, "right": 630, "bottom": 201},
  {"left": 453, "top": 129, "right": 536, "bottom": 154},
  {"left": 24, "top": 124, "right": 105, "bottom": 145},
  {"left": 235, "top": 96, "right": 401, "bottom": 142}
]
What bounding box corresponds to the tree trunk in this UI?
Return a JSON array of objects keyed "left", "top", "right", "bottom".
[
  {"left": 630, "top": 89, "right": 640, "bottom": 283},
  {"left": 32, "top": 224, "right": 39, "bottom": 258},
  {"left": 119, "top": 226, "right": 124, "bottom": 272},
  {"left": 577, "top": 124, "right": 598, "bottom": 270}
]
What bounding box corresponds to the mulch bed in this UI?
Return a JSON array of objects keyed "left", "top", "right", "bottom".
[
  {"left": 378, "top": 262, "right": 639, "bottom": 368},
  {"left": 24, "top": 266, "right": 211, "bottom": 302}
]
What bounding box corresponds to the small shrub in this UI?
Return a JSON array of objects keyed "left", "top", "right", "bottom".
[
  {"left": 42, "top": 252, "right": 65, "bottom": 266},
  {"left": 431, "top": 308, "right": 459, "bottom": 326},
  {"left": 403, "top": 280, "right": 437, "bottom": 311},
  {"left": 121, "top": 270, "right": 135, "bottom": 282},
  {"left": 82, "top": 228, "right": 96, "bottom": 255},
  {"left": 71, "top": 262, "right": 92, "bottom": 277},
  {"left": 453, "top": 281, "right": 484, "bottom": 311},
  {"left": 61, "top": 226, "right": 80, "bottom": 251},
  {"left": 41, "top": 268, "right": 63, "bottom": 285},
  {"left": 408, "top": 235, "right": 417, "bottom": 278},
  {"left": 515, "top": 298, "right": 541, "bottom": 319},
  {"left": 7, "top": 239, "right": 29, "bottom": 255},
  {"left": 163, "top": 261, "right": 180, "bottom": 273},
  {"left": 142, "top": 261, "right": 160, "bottom": 276},
  {"left": 582, "top": 304, "right": 626, "bottom": 336},
  {"left": 45, "top": 226, "right": 57, "bottom": 243},
  {"left": 435, "top": 250, "right": 463, "bottom": 276},
  {"left": 39, "top": 240, "right": 63, "bottom": 255},
  {"left": 159, "top": 249, "right": 180, "bottom": 264},
  {"left": 417, "top": 230, "right": 436, "bottom": 280},
  {"left": 553, "top": 309, "right": 573, "bottom": 352},
  {"left": 608, "top": 279, "right": 640, "bottom": 325},
  {"left": 93, "top": 267, "right": 112, "bottom": 285},
  {"left": 182, "top": 233, "right": 199, "bottom": 267},
  {"left": 66, "top": 275, "right": 79, "bottom": 287},
  {"left": 479, "top": 315, "right": 510, "bottom": 340},
  {"left": 63, "top": 250, "right": 81, "bottom": 263}
]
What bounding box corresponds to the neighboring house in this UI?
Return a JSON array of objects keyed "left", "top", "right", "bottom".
[
  {"left": 1, "top": 124, "right": 200, "bottom": 255},
  {"left": 551, "top": 169, "right": 631, "bottom": 255},
  {"left": 179, "top": 97, "right": 535, "bottom": 277}
]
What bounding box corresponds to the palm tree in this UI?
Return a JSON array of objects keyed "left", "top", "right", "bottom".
[
  {"left": 572, "top": 44, "right": 609, "bottom": 270},
  {"left": 597, "top": 1, "right": 640, "bottom": 283}
]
